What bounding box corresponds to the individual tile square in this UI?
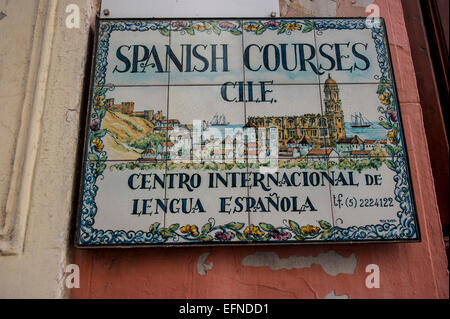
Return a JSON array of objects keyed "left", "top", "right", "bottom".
[
  {"left": 169, "top": 20, "right": 244, "bottom": 85},
  {"left": 314, "top": 19, "right": 390, "bottom": 84},
  {"left": 318, "top": 81, "right": 404, "bottom": 159},
  {"left": 329, "top": 157, "right": 419, "bottom": 241},
  {"left": 167, "top": 85, "right": 246, "bottom": 163},
  {"left": 98, "top": 20, "right": 172, "bottom": 86},
  {"left": 86, "top": 86, "right": 169, "bottom": 162},
  {"left": 81, "top": 161, "right": 166, "bottom": 244},
  {"left": 247, "top": 165, "right": 334, "bottom": 243},
  {"left": 243, "top": 19, "right": 319, "bottom": 84}
]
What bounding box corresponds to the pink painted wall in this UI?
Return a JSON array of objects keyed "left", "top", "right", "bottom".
[{"left": 71, "top": 0, "right": 448, "bottom": 299}]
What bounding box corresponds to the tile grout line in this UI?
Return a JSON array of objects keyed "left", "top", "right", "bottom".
[
  {"left": 313, "top": 25, "right": 336, "bottom": 238},
  {"left": 163, "top": 24, "right": 172, "bottom": 230},
  {"left": 241, "top": 19, "right": 252, "bottom": 232}
]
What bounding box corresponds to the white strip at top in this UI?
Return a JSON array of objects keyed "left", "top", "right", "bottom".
[{"left": 100, "top": 0, "right": 280, "bottom": 19}]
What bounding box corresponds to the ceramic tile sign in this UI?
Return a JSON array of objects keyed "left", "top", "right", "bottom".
[{"left": 76, "top": 18, "right": 420, "bottom": 247}]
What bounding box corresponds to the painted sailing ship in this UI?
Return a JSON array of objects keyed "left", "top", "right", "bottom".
[
  {"left": 209, "top": 113, "right": 229, "bottom": 126},
  {"left": 351, "top": 112, "right": 371, "bottom": 128}
]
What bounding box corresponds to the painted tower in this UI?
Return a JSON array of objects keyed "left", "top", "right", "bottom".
[{"left": 324, "top": 74, "right": 346, "bottom": 144}]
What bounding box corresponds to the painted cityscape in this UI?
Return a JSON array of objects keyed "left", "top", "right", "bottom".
[{"left": 96, "top": 74, "right": 389, "bottom": 172}]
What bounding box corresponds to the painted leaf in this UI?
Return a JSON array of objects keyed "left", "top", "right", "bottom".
[
  {"left": 225, "top": 222, "right": 244, "bottom": 230},
  {"left": 95, "top": 164, "right": 106, "bottom": 175},
  {"left": 235, "top": 231, "right": 247, "bottom": 241},
  {"left": 320, "top": 228, "right": 333, "bottom": 240},
  {"left": 159, "top": 229, "right": 173, "bottom": 238},
  {"left": 199, "top": 234, "right": 213, "bottom": 241},
  {"left": 230, "top": 29, "right": 242, "bottom": 35},
  {"left": 277, "top": 26, "right": 286, "bottom": 34},
  {"left": 385, "top": 160, "right": 396, "bottom": 171},
  {"left": 168, "top": 223, "right": 179, "bottom": 231},
  {"left": 88, "top": 153, "right": 99, "bottom": 161},
  {"left": 159, "top": 28, "right": 169, "bottom": 36},
  {"left": 318, "top": 220, "right": 332, "bottom": 229},
  {"left": 385, "top": 145, "right": 395, "bottom": 156},
  {"left": 93, "top": 129, "right": 107, "bottom": 138},
  {"left": 212, "top": 25, "right": 221, "bottom": 35},
  {"left": 377, "top": 86, "right": 385, "bottom": 94},
  {"left": 302, "top": 25, "right": 313, "bottom": 33},
  {"left": 294, "top": 234, "right": 305, "bottom": 241},
  {"left": 185, "top": 27, "right": 195, "bottom": 35},
  {"left": 256, "top": 25, "right": 266, "bottom": 35},
  {"left": 97, "top": 107, "right": 106, "bottom": 119},
  {"left": 149, "top": 222, "right": 160, "bottom": 234},
  {"left": 379, "top": 121, "right": 392, "bottom": 129},
  {"left": 201, "top": 222, "right": 212, "bottom": 234},
  {"left": 259, "top": 223, "right": 275, "bottom": 232},
  {"left": 288, "top": 220, "right": 301, "bottom": 234}
]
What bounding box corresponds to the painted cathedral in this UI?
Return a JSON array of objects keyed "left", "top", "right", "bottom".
[{"left": 248, "top": 74, "right": 346, "bottom": 147}]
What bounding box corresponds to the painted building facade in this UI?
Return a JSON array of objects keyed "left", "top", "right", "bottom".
[{"left": 248, "top": 74, "right": 345, "bottom": 147}]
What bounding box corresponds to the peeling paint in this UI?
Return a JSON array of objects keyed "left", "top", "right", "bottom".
[
  {"left": 197, "top": 252, "right": 213, "bottom": 275},
  {"left": 242, "top": 251, "right": 357, "bottom": 276},
  {"left": 65, "top": 109, "right": 78, "bottom": 123},
  {"left": 281, "top": 0, "right": 336, "bottom": 17},
  {"left": 324, "top": 290, "right": 349, "bottom": 299},
  {"left": 352, "top": 0, "right": 375, "bottom": 8}
]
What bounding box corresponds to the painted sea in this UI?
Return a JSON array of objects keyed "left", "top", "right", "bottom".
[
  {"left": 202, "top": 123, "right": 387, "bottom": 141},
  {"left": 344, "top": 122, "right": 386, "bottom": 140}
]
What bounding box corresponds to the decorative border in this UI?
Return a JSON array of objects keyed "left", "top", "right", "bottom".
[{"left": 78, "top": 18, "right": 419, "bottom": 246}]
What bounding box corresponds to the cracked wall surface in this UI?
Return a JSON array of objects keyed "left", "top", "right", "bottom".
[{"left": 242, "top": 251, "right": 357, "bottom": 276}]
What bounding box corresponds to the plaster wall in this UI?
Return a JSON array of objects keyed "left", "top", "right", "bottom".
[{"left": 0, "top": 0, "right": 96, "bottom": 298}]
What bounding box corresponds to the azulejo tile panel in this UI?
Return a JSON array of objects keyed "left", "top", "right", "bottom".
[{"left": 77, "top": 18, "right": 420, "bottom": 247}]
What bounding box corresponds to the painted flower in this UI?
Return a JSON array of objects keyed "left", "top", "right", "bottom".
[
  {"left": 180, "top": 224, "right": 199, "bottom": 237},
  {"left": 92, "top": 137, "right": 103, "bottom": 152},
  {"left": 300, "top": 225, "right": 320, "bottom": 236},
  {"left": 171, "top": 21, "right": 188, "bottom": 28},
  {"left": 271, "top": 230, "right": 291, "bottom": 240},
  {"left": 193, "top": 23, "right": 210, "bottom": 31},
  {"left": 285, "top": 23, "right": 300, "bottom": 31},
  {"left": 219, "top": 22, "right": 237, "bottom": 29},
  {"left": 387, "top": 129, "right": 397, "bottom": 145},
  {"left": 180, "top": 224, "right": 191, "bottom": 233},
  {"left": 95, "top": 94, "right": 105, "bottom": 109},
  {"left": 387, "top": 109, "right": 397, "bottom": 122},
  {"left": 244, "top": 23, "right": 258, "bottom": 32},
  {"left": 243, "top": 224, "right": 264, "bottom": 237},
  {"left": 263, "top": 21, "right": 280, "bottom": 28},
  {"left": 379, "top": 91, "right": 391, "bottom": 106},
  {"left": 90, "top": 118, "right": 100, "bottom": 131},
  {"left": 215, "top": 231, "right": 235, "bottom": 241}
]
